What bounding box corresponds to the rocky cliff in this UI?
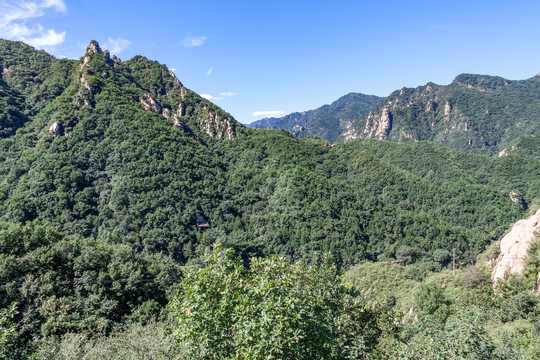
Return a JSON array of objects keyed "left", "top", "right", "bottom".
[
  {"left": 339, "top": 74, "right": 540, "bottom": 156},
  {"left": 491, "top": 209, "right": 540, "bottom": 291}
]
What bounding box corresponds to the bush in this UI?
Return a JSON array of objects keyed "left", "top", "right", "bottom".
[
  {"left": 433, "top": 249, "right": 451, "bottom": 267},
  {"left": 33, "top": 320, "right": 185, "bottom": 360},
  {"left": 414, "top": 281, "right": 451, "bottom": 326},
  {"left": 168, "top": 245, "right": 394, "bottom": 359},
  {"left": 396, "top": 246, "right": 417, "bottom": 265}
]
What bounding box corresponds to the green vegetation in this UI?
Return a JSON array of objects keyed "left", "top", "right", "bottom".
[
  {"left": 249, "top": 92, "right": 382, "bottom": 142},
  {"left": 342, "top": 74, "right": 540, "bottom": 157},
  {"left": 0, "top": 39, "right": 539, "bottom": 358},
  {"left": 169, "top": 245, "right": 396, "bottom": 359}
]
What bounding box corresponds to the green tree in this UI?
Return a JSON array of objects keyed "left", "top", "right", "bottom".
[
  {"left": 0, "top": 303, "right": 17, "bottom": 357},
  {"left": 168, "top": 245, "right": 392, "bottom": 359}
]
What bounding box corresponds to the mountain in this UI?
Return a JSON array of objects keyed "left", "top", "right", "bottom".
[
  {"left": 1, "top": 39, "right": 540, "bottom": 356},
  {"left": 248, "top": 116, "right": 281, "bottom": 128},
  {"left": 339, "top": 73, "right": 540, "bottom": 156},
  {"left": 248, "top": 92, "right": 382, "bottom": 142}
]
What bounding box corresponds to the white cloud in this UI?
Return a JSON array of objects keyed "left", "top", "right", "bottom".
[
  {"left": 200, "top": 91, "right": 237, "bottom": 101},
  {"left": 206, "top": 67, "right": 213, "bottom": 76},
  {"left": 0, "top": 0, "right": 67, "bottom": 49},
  {"left": 252, "top": 111, "right": 285, "bottom": 117},
  {"left": 183, "top": 33, "right": 207, "bottom": 47},
  {"left": 219, "top": 92, "right": 238, "bottom": 97},
  {"left": 200, "top": 94, "right": 222, "bottom": 101},
  {"left": 104, "top": 37, "right": 131, "bottom": 54},
  {"left": 42, "top": 0, "right": 66, "bottom": 12},
  {"left": 26, "top": 28, "right": 65, "bottom": 47}
]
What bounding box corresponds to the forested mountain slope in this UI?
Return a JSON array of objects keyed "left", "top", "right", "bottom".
[
  {"left": 339, "top": 73, "right": 540, "bottom": 156},
  {"left": 248, "top": 92, "right": 382, "bottom": 142},
  {"left": 1, "top": 39, "right": 540, "bottom": 357}
]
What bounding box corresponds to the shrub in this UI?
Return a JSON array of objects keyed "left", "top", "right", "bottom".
[{"left": 168, "top": 245, "right": 394, "bottom": 359}]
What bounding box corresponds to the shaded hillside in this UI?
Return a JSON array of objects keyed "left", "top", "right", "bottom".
[
  {"left": 340, "top": 73, "right": 540, "bottom": 156},
  {"left": 248, "top": 92, "right": 382, "bottom": 142}
]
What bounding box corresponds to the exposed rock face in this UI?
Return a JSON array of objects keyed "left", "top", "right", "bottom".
[
  {"left": 364, "top": 108, "right": 392, "bottom": 139},
  {"left": 87, "top": 41, "right": 102, "bottom": 55},
  {"left": 49, "top": 122, "right": 62, "bottom": 137},
  {"left": 535, "top": 273, "right": 540, "bottom": 296},
  {"left": 425, "top": 100, "right": 437, "bottom": 112},
  {"left": 498, "top": 145, "right": 517, "bottom": 157},
  {"left": 169, "top": 70, "right": 184, "bottom": 88},
  {"left": 140, "top": 94, "right": 162, "bottom": 113},
  {"left": 199, "top": 112, "right": 235, "bottom": 140},
  {"left": 2, "top": 67, "right": 7, "bottom": 73},
  {"left": 444, "top": 101, "right": 452, "bottom": 115},
  {"left": 509, "top": 191, "right": 526, "bottom": 207},
  {"left": 162, "top": 108, "right": 171, "bottom": 118},
  {"left": 172, "top": 103, "right": 185, "bottom": 128},
  {"left": 341, "top": 127, "right": 358, "bottom": 142},
  {"left": 491, "top": 209, "right": 540, "bottom": 283}
]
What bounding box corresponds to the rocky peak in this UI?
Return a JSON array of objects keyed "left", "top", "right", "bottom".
[{"left": 86, "top": 40, "right": 103, "bottom": 55}]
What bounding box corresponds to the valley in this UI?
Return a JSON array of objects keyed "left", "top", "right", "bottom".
[{"left": 0, "top": 39, "right": 539, "bottom": 359}]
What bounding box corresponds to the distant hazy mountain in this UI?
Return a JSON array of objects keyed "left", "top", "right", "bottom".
[
  {"left": 248, "top": 117, "right": 281, "bottom": 128},
  {"left": 339, "top": 73, "right": 540, "bottom": 156},
  {"left": 248, "top": 93, "right": 382, "bottom": 142}
]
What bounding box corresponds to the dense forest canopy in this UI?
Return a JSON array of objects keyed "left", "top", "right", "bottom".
[{"left": 0, "top": 39, "right": 539, "bottom": 358}]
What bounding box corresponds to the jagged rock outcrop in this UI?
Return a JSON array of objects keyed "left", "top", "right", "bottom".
[
  {"left": 79, "top": 40, "right": 102, "bottom": 71},
  {"left": 425, "top": 100, "right": 437, "bottom": 112},
  {"left": 199, "top": 112, "right": 235, "bottom": 140},
  {"left": 509, "top": 191, "right": 526, "bottom": 208},
  {"left": 172, "top": 103, "right": 185, "bottom": 128},
  {"left": 491, "top": 209, "right": 540, "bottom": 284},
  {"left": 364, "top": 108, "right": 392, "bottom": 139},
  {"left": 49, "top": 122, "right": 62, "bottom": 137},
  {"left": 444, "top": 101, "right": 452, "bottom": 116},
  {"left": 498, "top": 145, "right": 518, "bottom": 157},
  {"left": 139, "top": 93, "right": 162, "bottom": 114}
]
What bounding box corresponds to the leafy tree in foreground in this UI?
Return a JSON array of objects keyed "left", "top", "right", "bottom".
[{"left": 169, "top": 245, "right": 396, "bottom": 359}]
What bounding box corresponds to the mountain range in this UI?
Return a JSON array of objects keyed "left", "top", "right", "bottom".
[
  {"left": 250, "top": 72, "right": 540, "bottom": 158},
  {"left": 248, "top": 92, "right": 382, "bottom": 142},
  {"left": 1, "top": 38, "right": 539, "bottom": 357},
  {"left": 341, "top": 73, "right": 540, "bottom": 156}
]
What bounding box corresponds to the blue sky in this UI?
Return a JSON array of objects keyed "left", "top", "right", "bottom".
[{"left": 1, "top": 0, "right": 540, "bottom": 124}]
